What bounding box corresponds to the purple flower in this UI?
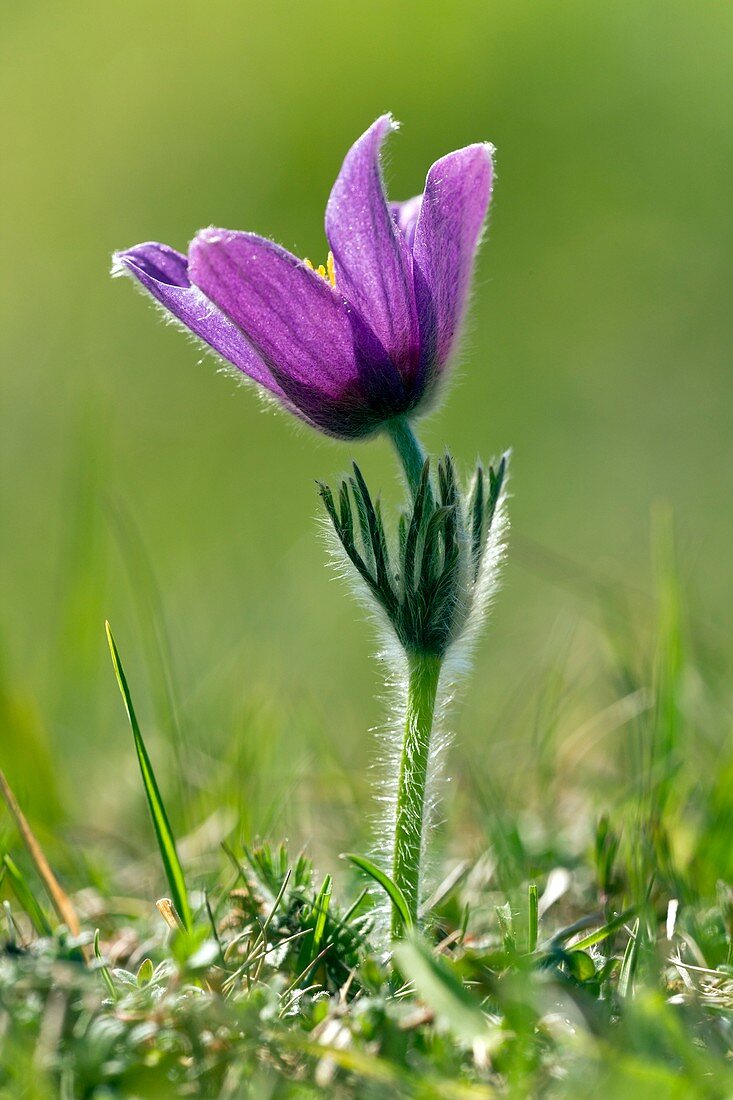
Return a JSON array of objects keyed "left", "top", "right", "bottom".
[{"left": 114, "top": 116, "right": 494, "bottom": 440}]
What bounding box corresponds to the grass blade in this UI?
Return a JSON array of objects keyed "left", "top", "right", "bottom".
[
  {"left": 3, "top": 854, "right": 52, "bottom": 936},
  {"left": 3, "top": 899, "right": 21, "bottom": 947},
  {"left": 527, "top": 883, "right": 539, "bottom": 953},
  {"left": 342, "top": 853, "right": 413, "bottom": 932},
  {"left": 312, "top": 873, "right": 332, "bottom": 955},
  {"left": 619, "top": 917, "right": 641, "bottom": 997},
  {"left": 569, "top": 907, "right": 637, "bottom": 953},
  {"left": 106, "top": 622, "right": 192, "bottom": 932},
  {"left": 93, "top": 928, "right": 117, "bottom": 1000}
]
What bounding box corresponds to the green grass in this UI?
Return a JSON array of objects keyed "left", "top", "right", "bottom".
[
  {"left": 2, "top": 547, "right": 733, "bottom": 1097},
  {"left": 105, "top": 621, "right": 192, "bottom": 932}
]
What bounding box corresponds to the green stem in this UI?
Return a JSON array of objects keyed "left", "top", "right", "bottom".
[
  {"left": 385, "top": 416, "right": 427, "bottom": 499},
  {"left": 391, "top": 651, "right": 442, "bottom": 938}
]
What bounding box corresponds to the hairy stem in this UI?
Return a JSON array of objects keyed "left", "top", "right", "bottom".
[
  {"left": 385, "top": 416, "right": 428, "bottom": 500},
  {"left": 391, "top": 651, "right": 442, "bottom": 937}
]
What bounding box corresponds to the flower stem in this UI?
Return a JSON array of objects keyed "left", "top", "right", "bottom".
[
  {"left": 385, "top": 416, "right": 428, "bottom": 499},
  {"left": 391, "top": 650, "right": 442, "bottom": 938}
]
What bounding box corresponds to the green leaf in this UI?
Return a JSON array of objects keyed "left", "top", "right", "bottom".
[
  {"left": 136, "top": 958, "right": 154, "bottom": 986},
  {"left": 527, "top": 883, "right": 539, "bottom": 953},
  {"left": 2, "top": 853, "right": 52, "bottom": 936},
  {"left": 567, "top": 949, "right": 596, "bottom": 981},
  {"left": 469, "top": 464, "right": 485, "bottom": 572},
  {"left": 185, "top": 938, "right": 220, "bottom": 972},
  {"left": 312, "top": 873, "right": 332, "bottom": 955},
  {"left": 106, "top": 622, "right": 192, "bottom": 932},
  {"left": 496, "top": 901, "right": 515, "bottom": 952},
  {"left": 93, "top": 928, "right": 117, "bottom": 1000},
  {"left": 619, "top": 918, "right": 641, "bottom": 997},
  {"left": 403, "top": 462, "right": 430, "bottom": 594},
  {"left": 395, "top": 934, "right": 489, "bottom": 1044},
  {"left": 569, "top": 907, "right": 636, "bottom": 952},
  {"left": 342, "top": 853, "right": 413, "bottom": 932}
]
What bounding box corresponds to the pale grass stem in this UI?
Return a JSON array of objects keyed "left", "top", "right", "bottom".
[{"left": 0, "top": 764, "right": 85, "bottom": 950}]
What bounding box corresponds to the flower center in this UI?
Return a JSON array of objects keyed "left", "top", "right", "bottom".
[{"left": 304, "top": 250, "right": 336, "bottom": 287}]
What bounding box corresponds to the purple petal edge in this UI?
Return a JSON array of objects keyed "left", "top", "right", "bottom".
[
  {"left": 325, "top": 115, "right": 420, "bottom": 382},
  {"left": 113, "top": 242, "right": 286, "bottom": 398},
  {"left": 412, "top": 143, "right": 494, "bottom": 370}
]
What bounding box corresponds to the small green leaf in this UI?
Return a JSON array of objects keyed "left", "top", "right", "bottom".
[
  {"left": 106, "top": 622, "right": 192, "bottom": 932},
  {"left": 136, "top": 958, "right": 154, "bottom": 986},
  {"left": 93, "top": 928, "right": 117, "bottom": 1001},
  {"left": 567, "top": 949, "right": 596, "bottom": 981},
  {"left": 395, "top": 934, "right": 489, "bottom": 1044},
  {"left": 111, "top": 968, "right": 138, "bottom": 988},
  {"left": 496, "top": 901, "right": 515, "bottom": 952},
  {"left": 342, "top": 853, "right": 413, "bottom": 932}
]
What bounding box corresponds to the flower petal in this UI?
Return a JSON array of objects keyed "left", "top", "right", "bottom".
[
  {"left": 325, "top": 115, "right": 419, "bottom": 378},
  {"left": 390, "top": 195, "right": 423, "bottom": 250},
  {"left": 113, "top": 242, "right": 284, "bottom": 396},
  {"left": 412, "top": 144, "right": 494, "bottom": 369},
  {"left": 189, "top": 229, "right": 407, "bottom": 437}
]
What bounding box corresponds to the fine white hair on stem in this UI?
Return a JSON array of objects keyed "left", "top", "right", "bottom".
[{"left": 318, "top": 455, "right": 510, "bottom": 929}]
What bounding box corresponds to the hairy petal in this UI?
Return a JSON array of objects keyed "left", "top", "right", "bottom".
[
  {"left": 326, "top": 115, "right": 420, "bottom": 382},
  {"left": 412, "top": 144, "right": 494, "bottom": 370},
  {"left": 189, "top": 229, "right": 406, "bottom": 437},
  {"left": 113, "top": 242, "right": 285, "bottom": 397}
]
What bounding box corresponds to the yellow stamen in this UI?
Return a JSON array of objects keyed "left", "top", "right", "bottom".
[{"left": 303, "top": 250, "right": 336, "bottom": 288}]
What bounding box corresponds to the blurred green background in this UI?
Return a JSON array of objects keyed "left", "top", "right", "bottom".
[{"left": 1, "top": 1, "right": 731, "bottom": 872}]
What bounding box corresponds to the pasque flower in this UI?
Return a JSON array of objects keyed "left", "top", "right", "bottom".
[
  {"left": 114, "top": 115, "right": 494, "bottom": 440},
  {"left": 113, "top": 114, "right": 507, "bottom": 942}
]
